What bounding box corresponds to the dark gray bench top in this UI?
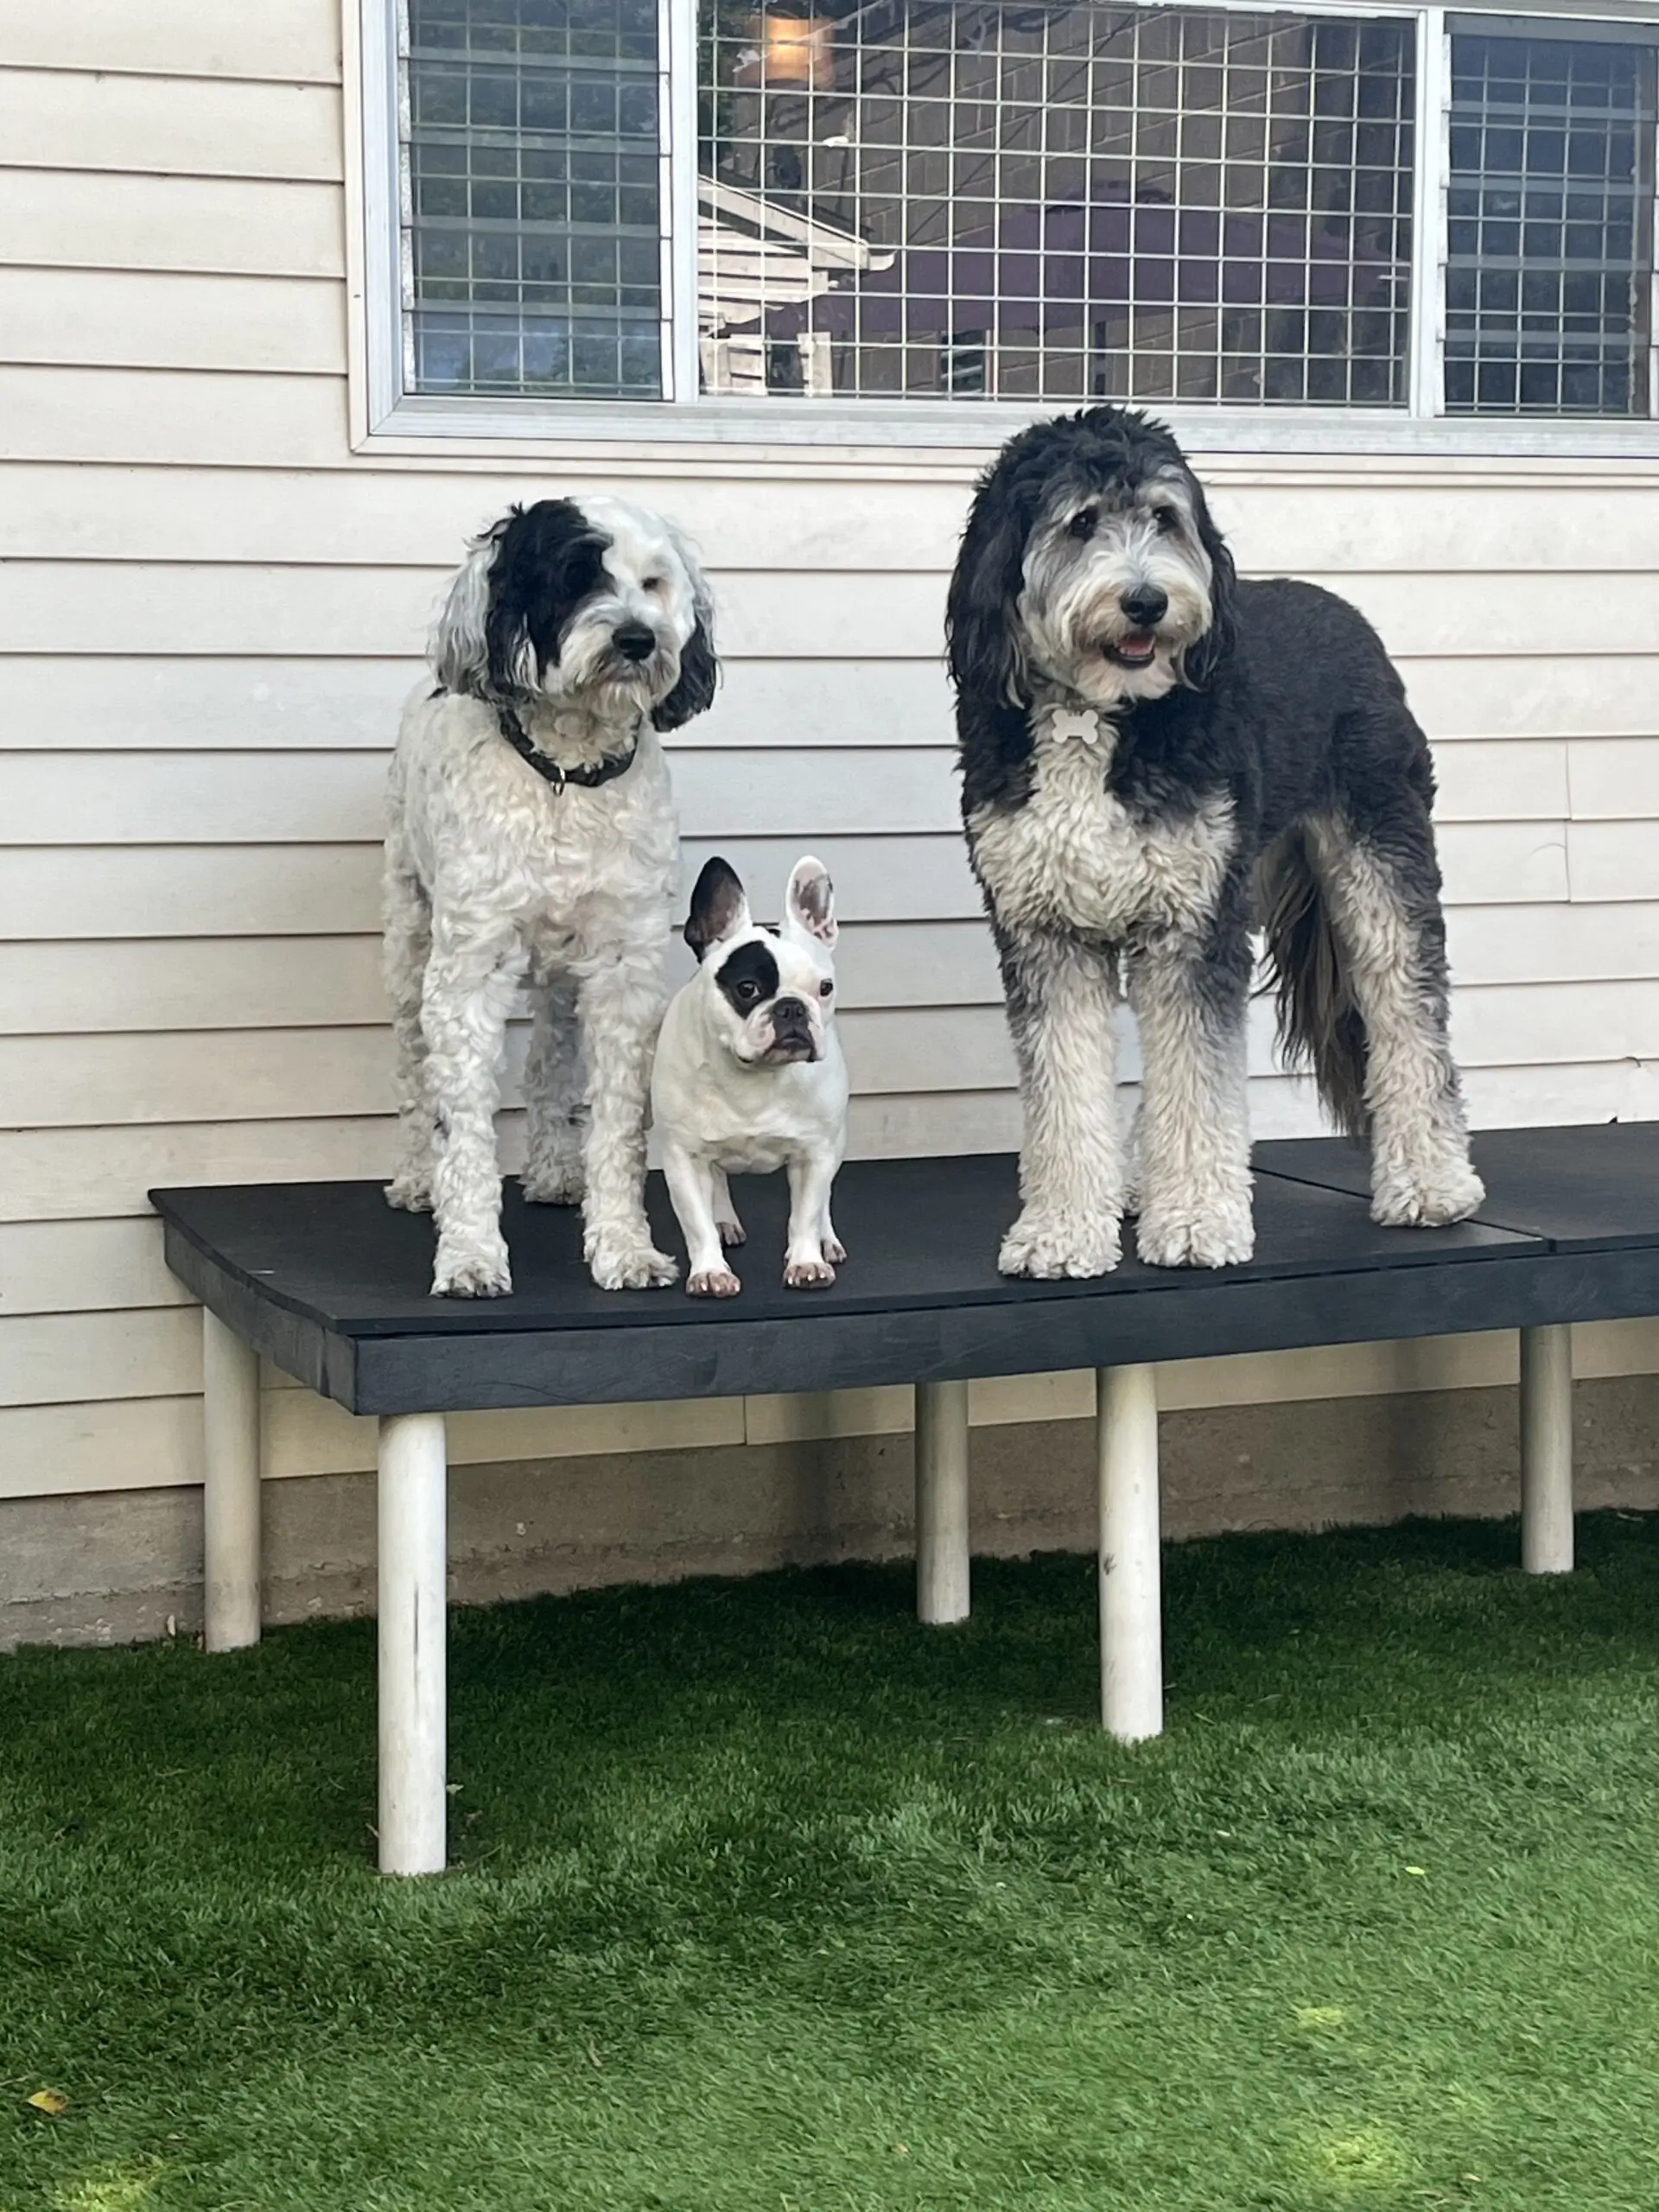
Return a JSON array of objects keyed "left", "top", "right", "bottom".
[
  {"left": 1246, "top": 1121, "right": 1659, "bottom": 1253},
  {"left": 150, "top": 1125, "right": 1659, "bottom": 1418}
]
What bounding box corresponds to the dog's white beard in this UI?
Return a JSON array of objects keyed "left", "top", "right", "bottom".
[
  {"left": 548, "top": 617, "right": 675, "bottom": 717},
  {"left": 1021, "top": 548, "right": 1212, "bottom": 707}
]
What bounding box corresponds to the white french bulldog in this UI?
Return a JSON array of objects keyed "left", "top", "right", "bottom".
[{"left": 652, "top": 854, "right": 849, "bottom": 1298}]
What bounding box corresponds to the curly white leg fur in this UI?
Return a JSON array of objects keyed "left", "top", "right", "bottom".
[
  {"left": 999, "top": 935, "right": 1124, "bottom": 1280},
  {"left": 521, "top": 973, "right": 588, "bottom": 1205},
  {"left": 1117, "top": 1099, "right": 1142, "bottom": 1217},
  {"left": 1371, "top": 1157, "right": 1486, "bottom": 1228},
  {"left": 1128, "top": 932, "right": 1254, "bottom": 1271},
  {"left": 383, "top": 853, "right": 436, "bottom": 1216},
  {"left": 580, "top": 950, "right": 677, "bottom": 1290},
  {"left": 1306, "top": 820, "right": 1484, "bottom": 1232},
  {"left": 421, "top": 920, "right": 522, "bottom": 1299},
  {"left": 999, "top": 1211, "right": 1122, "bottom": 1279}
]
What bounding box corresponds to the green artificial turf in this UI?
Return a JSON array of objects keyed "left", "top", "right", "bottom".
[{"left": 4, "top": 1514, "right": 1659, "bottom": 2211}]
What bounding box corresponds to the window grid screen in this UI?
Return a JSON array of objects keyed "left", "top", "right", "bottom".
[
  {"left": 698, "top": 3, "right": 1415, "bottom": 405},
  {"left": 401, "top": 0, "right": 666, "bottom": 399},
  {"left": 1445, "top": 34, "right": 1656, "bottom": 416}
]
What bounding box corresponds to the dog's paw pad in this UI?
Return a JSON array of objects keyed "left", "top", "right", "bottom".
[
  {"left": 716, "top": 1218, "right": 747, "bottom": 1249},
  {"left": 1372, "top": 1164, "right": 1484, "bottom": 1229},
  {"left": 998, "top": 1212, "right": 1120, "bottom": 1280},
  {"left": 785, "top": 1258, "right": 836, "bottom": 1290},
  {"left": 385, "top": 1178, "right": 434, "bottom": 1215},
  {"left": 689, "top": 1267, "right": 741, "bottom": 1299},
  {"left": 1135, "top": 1210, "right": 1253, "bottom": 1270},
  {"left": 822, "top": 1236, "right": 847, "bottom": 1265}
]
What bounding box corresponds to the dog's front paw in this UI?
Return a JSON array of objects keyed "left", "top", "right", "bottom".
[
  {"left": 1135, "top": 1201, "right": 1253, "bottom": 1270},
  {"left": 999, "top": 1209, "right": 1121, "bottom": 1280},
  {"left": 822, "top": 1234, "right": 847, "bottom": 1265},
  {"left": 385, "top": 1174, "right": 434, "bottom": 1214},
  {"left": 716, "top": 1215, "right": 746, "bottom": 1249},
  {"left": 520, "top": 1163, "right": 584, "bottom": 1206},
  {"left": 587, "top": 1229, "right": 678, "bottom": 1291},
  {"left": 1372, "top": 1159, "right": 1484, "bottom": 1229},
  {"left": 432, "top": 1235, "right": 512, "bottom": 1298},
  {"left": 785, "top": 1255, "right": 836, "bottom": 1290},
  {"left": 688, "top": 1266, "right": 741, "bottom": 1298}
]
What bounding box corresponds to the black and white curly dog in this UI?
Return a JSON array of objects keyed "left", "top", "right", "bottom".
[{"left": 946, "top": 405, "right": 1483, "bottom": 1279}]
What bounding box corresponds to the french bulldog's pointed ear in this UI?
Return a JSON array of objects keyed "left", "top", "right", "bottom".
[
  {"left": 784, "top": 855, "right": 836, "bottom": 948},
  {"left": 683, "top": 856, "right": 750, "bottom": 962}
]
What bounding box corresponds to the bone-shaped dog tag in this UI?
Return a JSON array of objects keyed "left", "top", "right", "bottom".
[{"left": 1048, "top": 708, "right": 1103, "bottom": 746}]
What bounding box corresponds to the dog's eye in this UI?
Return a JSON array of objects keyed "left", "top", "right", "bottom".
[
  {"left": 1068, "top": 507, "right": 1096, "bottom": 541},
  {"left": 1151, "top": 506, "right": 1180, "bottom": 535},
  {"left": 819, "top": 979, "right": 834, "bottom": 998},
  {"left": 643, "top": 575, "right": 666, "bottom": 594},
  {"left": 735, "top": 979, "right": 762, "bottom": 1003}
]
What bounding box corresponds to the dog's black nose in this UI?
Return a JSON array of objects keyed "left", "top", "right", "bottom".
[
  {"left": 613, "top": 622, "right": 656, "bottom": 663},
  {"left": 772, "top": 996, "right": 808, "bottom": 1027},
  {"left": 1120, "top": 586, "right": 1168, "bottom": 628}
]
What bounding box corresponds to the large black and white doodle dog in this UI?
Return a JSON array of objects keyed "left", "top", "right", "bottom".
[
  {"left": 946, "top": 405, "right": 1484, "bottom": 1279},
  {"left": 384, "top": 495, "right": 716, "bottom": 1297}
]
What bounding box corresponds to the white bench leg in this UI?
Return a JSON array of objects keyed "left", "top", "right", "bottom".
[
  {"left": 201, "top": 1309, "right": 261, "bottom": 1651},
  {"left": 378, "top": 1411, "right": 448, "bottom": 1876},
  {"left": 1521, "top": 1323, "right": 1573, "bottom": 1574},
  {"left": 1097, "top": 1363, "right": 1162, "bottom": 1740},
  {"left": 915, "top": 1379, "right": 970, "bottom": 1624}
]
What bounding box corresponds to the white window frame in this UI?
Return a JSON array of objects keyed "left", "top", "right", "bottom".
[{"left": 350, "top": 0, "right": 1659, "bottom": 454}]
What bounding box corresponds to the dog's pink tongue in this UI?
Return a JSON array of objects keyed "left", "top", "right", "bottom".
[{"left": 1122, "top": 632, "right": 1154, "bottom": 658}]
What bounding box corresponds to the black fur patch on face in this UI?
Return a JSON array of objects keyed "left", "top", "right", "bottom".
[
  {"left": 485, "top": 499, "right": 611, "bottom": 696},
  {"left": 715, "top": 939, "right": 779, "bottom": 1018}
]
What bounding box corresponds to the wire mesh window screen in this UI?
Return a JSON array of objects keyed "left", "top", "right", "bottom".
[
  {"left": 1445, "top": 35, "right": 1656, "bottom": 416},
  {"left": 401, "top": 0, "right": 666, "bottom": 398},
  {"left": 698, "top": 3, "right": 1415, "bottom": 404}
]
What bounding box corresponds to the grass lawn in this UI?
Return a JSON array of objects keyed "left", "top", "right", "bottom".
[{"left": 3, "top": 1514, "right": 1659, "bottom": 2211}]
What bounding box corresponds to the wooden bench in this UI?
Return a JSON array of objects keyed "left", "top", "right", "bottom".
[{"left": 151, "top": 1121, "right": 1659, "bottom": 1875}]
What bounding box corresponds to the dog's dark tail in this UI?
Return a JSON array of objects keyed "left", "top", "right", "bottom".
[{"left": 1257, "top": 829, "right": 1370, "bottom": 1139}]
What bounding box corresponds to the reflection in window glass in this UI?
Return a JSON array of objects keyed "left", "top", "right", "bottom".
[{"left": 697, "top": 3, "right": 1415, "bottom": 404}]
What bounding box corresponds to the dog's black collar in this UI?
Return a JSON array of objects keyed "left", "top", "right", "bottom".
[
  {"left": 430, "top": 686, "right": 640, "bottom": 791},
  {"left": 493, "top": 702, "right": 640, "bottom": 791}
]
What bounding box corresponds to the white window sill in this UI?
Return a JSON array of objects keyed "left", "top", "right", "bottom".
[{"left": 360, "top": 390, "right": 1659, "bottom": 467}]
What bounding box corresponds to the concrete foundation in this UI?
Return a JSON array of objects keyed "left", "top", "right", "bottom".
[{"left": 6, "top": 1376, "right": 1659, "bottom": 1649}]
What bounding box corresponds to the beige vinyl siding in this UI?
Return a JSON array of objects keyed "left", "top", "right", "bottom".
[
  {"left": 0, "top": 272, "right": 346, "bottom": 376},
  {"left": 0, "top": 1, "right": 344, "bottom": 81},
  {"left": 5, "top": 2, "right": 1659, "bottom": 1510},
  {"left": 0, "top": 71, "right": 344, "bottom": 181}
]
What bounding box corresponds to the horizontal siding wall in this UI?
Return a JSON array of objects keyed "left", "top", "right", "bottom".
[{"left": 4, "top": 5, "right": 1659, "bottom": 1512}]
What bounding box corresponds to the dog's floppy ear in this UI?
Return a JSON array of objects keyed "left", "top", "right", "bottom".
[
  {"left": 428, "top": 518, "right": 507, "bottom": 697},
  {"left": 482, "top": 512, "right": 542, "bottom": 700},
  {"left": 1181, "top": 475, "right": 1238, "bottom": 691},
  {"left": 783, "top": 855, "right": 836, "bottom": 949},
  {"left": 946, "top": 465, "right": 1032, "bottom": 712},
  {"left": 683, "top": 856, "right": 749, "bottom": 961},
  {"left": 652, "top": 523, "right": 720, "bottom": 733}
]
